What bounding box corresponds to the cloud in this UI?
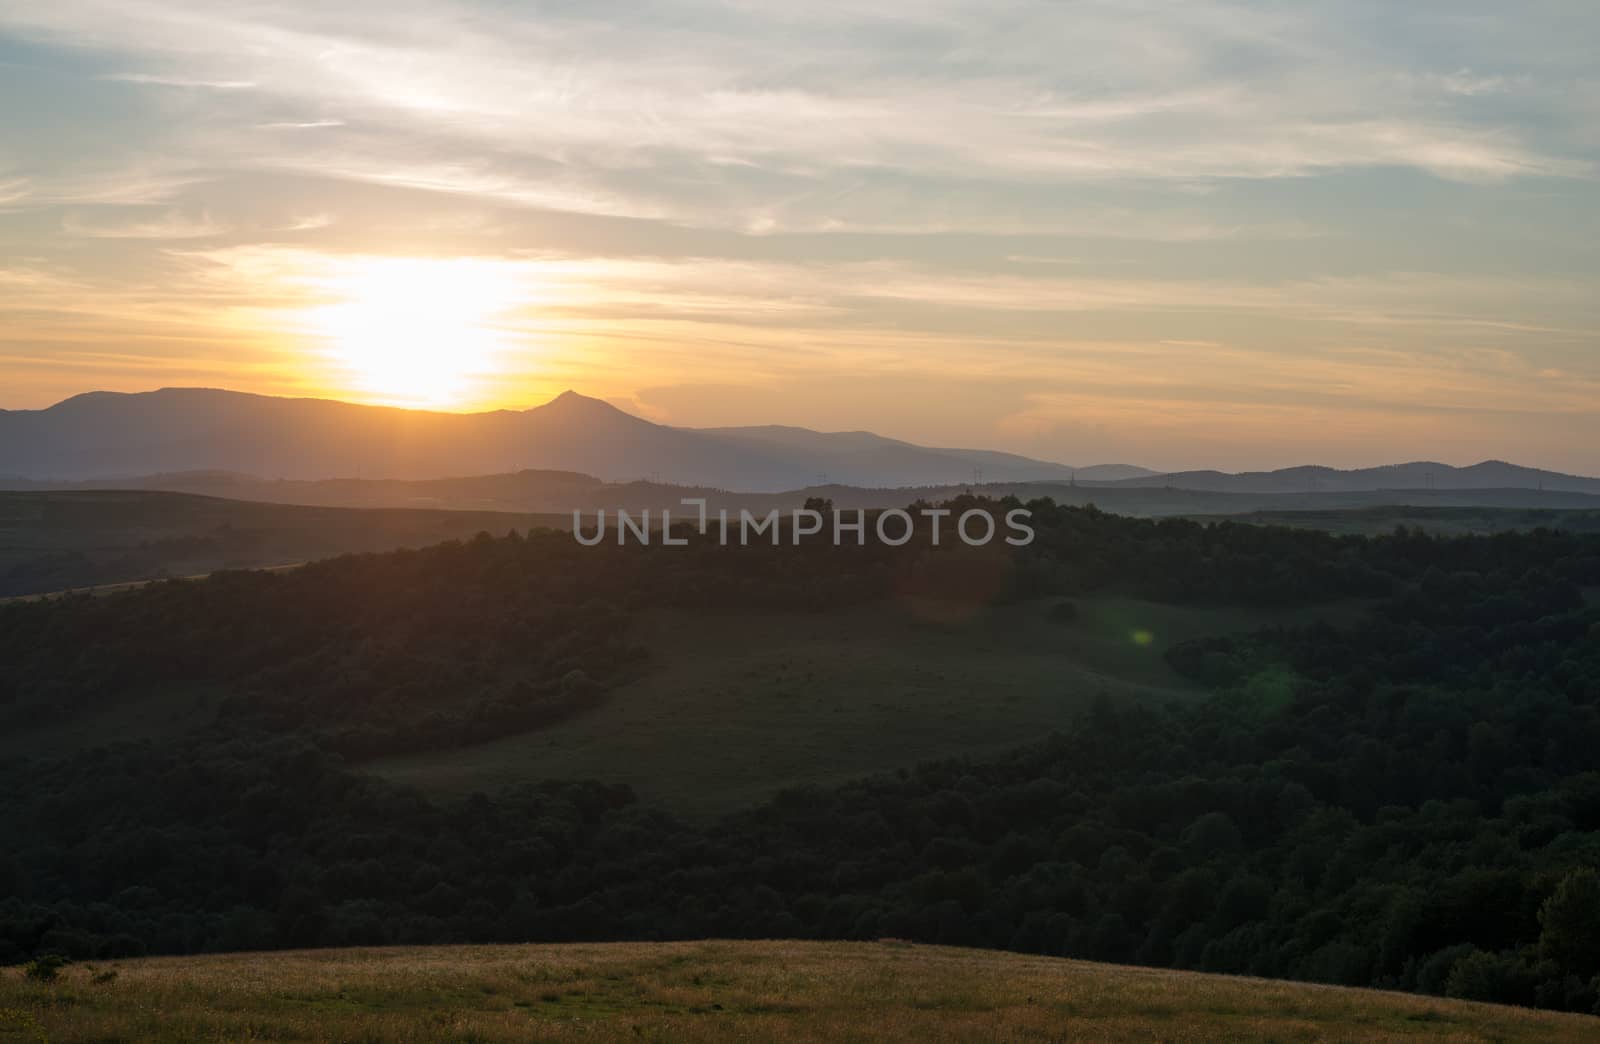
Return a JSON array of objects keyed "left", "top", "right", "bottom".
[
  {"left": 61, "top": 209, "right": 227, "bottom": 239},
  {"left": 10, "top": 170, "right": 207, "bottom": 207},
  {"left": 275, "top": 213, "right": 333, "bottom": 231},
  {"left": 0, "top": 261, "right": 81, "bottom": 293},
  {"left": 1, "top": 0, "right": 1592, "bottom": 224},
  {"left": 101, "top": 72, "right": 256, "bottom": 89},
  {"left": 0, "top": 177, "right": 29, "bottom": 210},
  {"left": 1430, "top": 70, "right": 1525, "bottom": 97},
  {"left": 257, "top": 120, "right": 345, "bottom": 130}
]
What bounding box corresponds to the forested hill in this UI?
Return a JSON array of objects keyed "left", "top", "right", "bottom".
[
  {"left": 0, "top": 497, "right": 1429, "bottom": 752},
  {"left": 3, "top": 501, "right": 1600, "bottom": 1014}
]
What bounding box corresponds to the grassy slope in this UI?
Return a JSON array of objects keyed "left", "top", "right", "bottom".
[
  {"left": 3, "top": 940, "right": 1593, "bottom": 1043},
  {"left": 370, "top": 596, "right": 1366, "bottom": 817}
]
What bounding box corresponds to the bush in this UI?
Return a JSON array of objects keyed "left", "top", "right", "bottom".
[
  {"left": 22, "top": 954, "right": 69, "bottom": 983},
  {"left": 1414, "top": 944, "right": 1476, "bottom": 996},
  {"left": 1445, "top": 948, "right": 1539, "bottom": 1007}
]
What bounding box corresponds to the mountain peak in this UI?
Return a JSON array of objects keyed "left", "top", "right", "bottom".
[
  {"left": 538, "top": 390, "right": 632, "bottom": 416},
  {"left": 546, "top": 389, "right": 605, "bottom": 406}
]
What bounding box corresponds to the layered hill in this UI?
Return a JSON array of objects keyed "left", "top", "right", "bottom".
[{"left": 10, "top": 471, "right": 1600, "bottom": 523}]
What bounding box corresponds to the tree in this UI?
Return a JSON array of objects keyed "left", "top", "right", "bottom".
[
  {"left": 1539, "top": 868, "right": 1600, "bottom": 978},
  {"left": 1181, "top": 812, "right": 1242, "bottom": 859}
]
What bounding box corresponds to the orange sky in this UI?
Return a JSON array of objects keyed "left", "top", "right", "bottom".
[{"left": 1, "top": 2, "right": 1597, "bottom": 472}]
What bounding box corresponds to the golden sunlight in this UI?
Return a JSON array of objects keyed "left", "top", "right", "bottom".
[{"left": 305, "top": 258, "right": 519, "bottom": 407}]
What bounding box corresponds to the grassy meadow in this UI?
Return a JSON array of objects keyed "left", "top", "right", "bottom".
[
  {"left": 371, "top": 595, "right": 1368, "bottom": 816},
  {"left": 3, "top": 940, "right": 1595, "bottom": 1043}
]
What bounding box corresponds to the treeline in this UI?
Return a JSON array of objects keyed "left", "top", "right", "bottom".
[{"left": 3, "top": 504, "right": 1600, "bottom": 1012}]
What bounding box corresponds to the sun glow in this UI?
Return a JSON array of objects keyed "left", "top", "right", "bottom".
[{"left": 306, "top": 258, "right": 521, "bottom": 407}]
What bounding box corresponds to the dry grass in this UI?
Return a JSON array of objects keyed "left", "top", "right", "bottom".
[{"left": 3, "top": 940, "right": 1594, "bottom": 1043}]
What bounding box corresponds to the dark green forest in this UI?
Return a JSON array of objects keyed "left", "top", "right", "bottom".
[{"left": 4, "top": 500, "right": 1600, "bottom": 1013}]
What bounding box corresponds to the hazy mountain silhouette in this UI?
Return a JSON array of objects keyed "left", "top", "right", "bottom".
[
  {"left": 0, "top": 388, "right": 1142, "bottom": 491},
  {"left": 695, "top": 424, "right": 1151, "bottom": 484},
  {"left": 4, "top": 388, "right": 1593, "bottom": 495},
  {"left": 1094, "top": 461, "right": 1600, "bottom": 495}
]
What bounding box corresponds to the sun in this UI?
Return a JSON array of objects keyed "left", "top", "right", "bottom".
[{"left": 307, "top": 258, "right": 518, "bottom": 407}]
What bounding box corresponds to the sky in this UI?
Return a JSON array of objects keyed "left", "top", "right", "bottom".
[{"left": 0, "top": 0, "right": 1596, "bottom": 473}]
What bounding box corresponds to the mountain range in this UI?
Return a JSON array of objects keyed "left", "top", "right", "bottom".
[
  {"left": 1, "top": 387, "right": 1595, "bottom": 496},
  {"left": 0, "top": 388, "right": 1148, "bottom": 491}
]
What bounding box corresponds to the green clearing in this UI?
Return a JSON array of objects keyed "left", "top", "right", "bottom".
[
  {"left": 370, "top": 595, "right": 1367, "bottom": 817},
  {"left": 3, "top": 939, "right": 1592, "bottom": 1043}
]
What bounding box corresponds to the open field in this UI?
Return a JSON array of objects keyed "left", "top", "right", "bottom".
[
  {"left": 3, "top": 940, "right": 1594, "bottom": 1043},
  {"left": 0, "top": 491, "right": 567, "bottom": 598},
  {"left": 371, "top": 595, "right": 1368, "bottom": 816}
]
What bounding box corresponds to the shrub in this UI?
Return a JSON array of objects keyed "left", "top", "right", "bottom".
[
  {"left": 1414, "top": 944, "right": 1476, "bottom": 996},
  {"left": 22, "top": 954, "right": 69, "bottom": 983},
  {"left": 1445, "top": 948, "right": 1539, "bottom": 1007}
]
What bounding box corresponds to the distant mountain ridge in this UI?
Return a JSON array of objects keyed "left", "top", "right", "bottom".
[
  {"left": 1, "top": 387, "right": 1594, "bottom": 494},
  {"left": 0, "top": 387, "right": 1149, "bottom": 491},
  {"left": 9, "top": 470, "right": 1600, "bottom": 523},
  {"left": 1092, "top": 460, "right": 1600, "bottom": 495}
]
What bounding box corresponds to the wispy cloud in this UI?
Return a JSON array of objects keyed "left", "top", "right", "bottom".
[
  {"left": 0, "top": 176, "right": 29, "bottom": 209},
  {"left": 100, "top": 72, "right": 256, "bottom": 89},
  {"left": 3, "top": 0, "right": 1593, "bottom": 216},
  {"left": 61, "top": 208, "right": 226, "bottom": 239}
]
